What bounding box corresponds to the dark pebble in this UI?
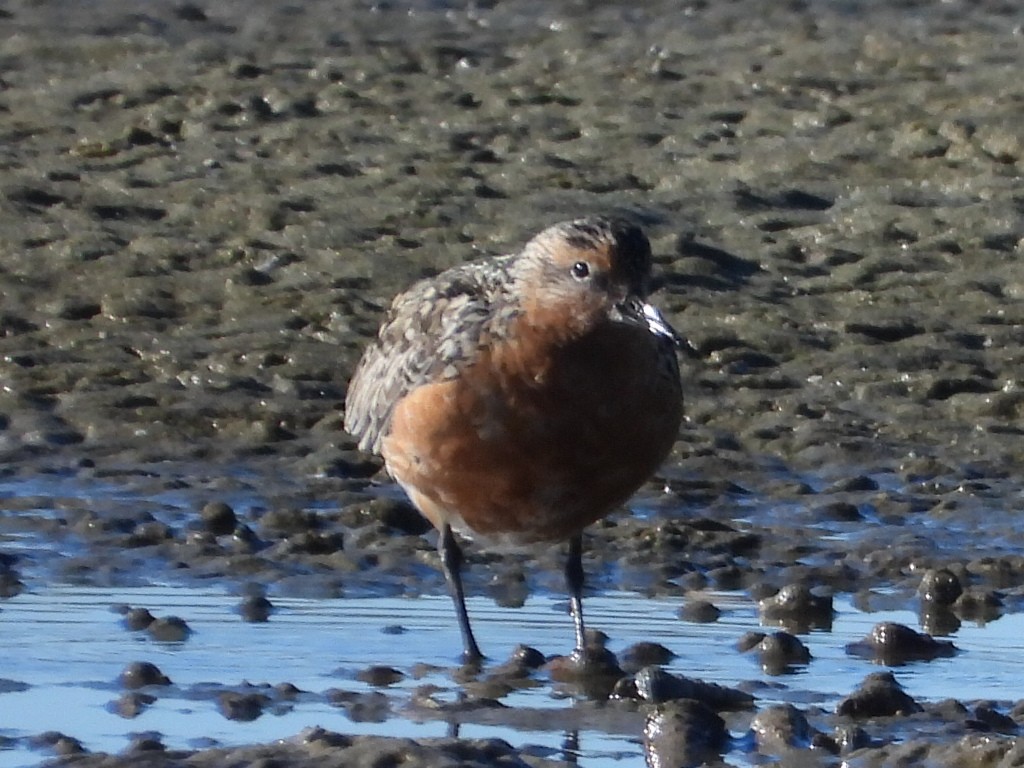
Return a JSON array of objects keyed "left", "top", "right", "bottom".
[
  {"left": 274, "top": 682, "right": 302, "bottom": 700},
  {"left": 759, "top": 583, "right": 834, "bottom": 630},
  {"left": 146, "top": 616, "right": 192, "bottom": 642},
  {"left": 29, "top": 731, "right": 86, "bottom": 756},
  {"left": 218, "top": 691, "right": 269, "bottom": 721},
  {"left": 918, "top": 568, "right": 963, "bottom": 606},
  {"left": 619, "top": 641, "right": 677, "bottom": 674},
  {"left": 479, "top": 645, "right": 546, "bottom": 686},
  {"left": 120, "top": 661, "right": 171, "bottom": 689},
  {"left": 126, "top": 735, "right": 166, "bottom": 753},
  {"left": 816, "top": 501, "right": 863, "bottom": 521},
  {"left": 123, "top": 607, "right": 156, "bottom": 631},
  {"left": 745, "top": 631, "right": 811, "bottom": 674},
  {"left": 845, "top": 622, "right": 956, "bottom": 664},
  {"left": 836, "top": 672, "right": 923, "bottom": 718},
  {"left": 643, "top": 700, "right": 728, "bottom": 768},
  {"left": 356, "top": 665, "right": 404, "bottom": 687},
  {"left": 239, "top": 595, "right": 274, "bottom": 622},
  {"left": 200, "top": 501, "right": 237, "bottom": 535},
  {"left": 677, "top": 599, "right": 721, "bottom": 623},
  {"left": 490, "top": 644, "right": 546, "bottom": 675},
  {"left": 545, "top": 645, "right": 623, "bottom": 693},
  {"left": 751, "top": 703, "right": 816, "bottom": 750},
  {"left": 633, "top": 666, "right": 754, "bottom": 710}
]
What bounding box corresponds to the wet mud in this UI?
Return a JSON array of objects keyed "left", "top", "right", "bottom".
[{"left": 2, "top": 0, "right": 1024, "bottom": 765}]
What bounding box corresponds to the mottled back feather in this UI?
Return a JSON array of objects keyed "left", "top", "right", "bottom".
[{"left": 344, "top": 256, "right": 517, "bottom": 454}]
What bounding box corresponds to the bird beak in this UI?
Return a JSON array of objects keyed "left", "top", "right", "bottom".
[{"left": 614, "top": 298, "right": 700, "bottom": 358}]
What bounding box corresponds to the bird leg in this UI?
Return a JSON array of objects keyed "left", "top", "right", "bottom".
[
  {"left": 566, "top": 533, "right": 587, "bottom": 658},
  {"left": 438, "top": 523, "right": 484, "bottom": 663}
]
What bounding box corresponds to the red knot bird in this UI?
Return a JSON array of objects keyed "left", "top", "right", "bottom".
[{"left": 344, "top": 216, "right": 685, "bottom": 662}]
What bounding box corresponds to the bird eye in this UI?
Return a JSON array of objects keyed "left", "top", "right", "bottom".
[{"left": 570, "top": 261, "right": 590, "bottom": 279}]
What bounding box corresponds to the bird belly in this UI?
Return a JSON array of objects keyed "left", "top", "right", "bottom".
[{"left": 382, "top": 327, "right": 682, "bottom": 546}]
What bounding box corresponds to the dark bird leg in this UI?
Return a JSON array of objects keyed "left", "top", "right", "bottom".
[
  {"left": 438, "top": 523, "right": 484, "bottom": 663},
  {"left": 566, "top": 533, "right": 587, "bottom": 658}
]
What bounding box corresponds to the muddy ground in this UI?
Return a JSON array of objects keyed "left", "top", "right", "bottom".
[{"left": 2, "top": 0, "right": 1024, "bottom": 765}]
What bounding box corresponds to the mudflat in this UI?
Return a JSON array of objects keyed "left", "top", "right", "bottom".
[{"left": 2, "top": 1, "right": 1024, "bottom": 766}]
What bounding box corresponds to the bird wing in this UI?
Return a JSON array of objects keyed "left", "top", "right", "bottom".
[{"left": 343, "top": 257, "right": 515, "bottom": 455}]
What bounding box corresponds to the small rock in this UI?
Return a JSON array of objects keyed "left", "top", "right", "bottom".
[
  {"left": 742, "top": 631, "right": 811, "bottom": 674},
  {"left": 816, "top": 501, "right": 863, "bottom": 522},
  {"left": 29, "top": 731, "right": 85, "bottom": 756},
  {"left": 845, "top": 622, "right": 956, "bottom": 664},
  {"left": 545, "top": 645, "right": 622, "bottom": 689},
  {"left": 274, "top": 682, "right": 302, "bottom": 700},
  {"left": 356, "top": 666, "right": 404, "bottom": 687},
  {"left": 759, "top": 584, "right": 834, "bottom": 630},
  {"left": 489, "top": 644, "right": 546, "bottom": 678},
  {"left": 126, "top": 735, "right": 166, "bottom": 753},
  {"left": 836, "top": 671, "right": 922, "bottom": 718},
  {"left": 146, "top": 616, "right": 192, "bottom": 642},
  {"left": 678, "top": 599, "right": 721, "bottom": 623},
  {"left": 507, "top": 644, "right": 546, "bottom": 669},
  {"left": 122, "top": 607, "right": 156, "bottom": 631},
  {"left": 218, "top": 691, "right": 269, "bottom": 721},
  {"left": 200, "top": 501, "right": 237, "bottom": 535},
  {"left": 918, "top": 568, "right": 963, "bottom": 606},
  {"left": 643, "top": 700, "right": 728, "bottom": 768},
  {"left": 633, "top": 666, "right": 754, "bottom": 710},
  {"left": 619, "top": 642, "right": 677, "bottom": 674},
  {"left": 120, "top": 662, "right": 171, "bottom": 689},
  {"left": 751, "top": 703, "right": 817, "bottom": 751},
  {"left": 239, "top": 595, "right": 273, "bottom": 622}
]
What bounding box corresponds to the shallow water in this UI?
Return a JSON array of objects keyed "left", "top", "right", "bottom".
[
  {"left": 4, "top": 464, "right": 1024, "bottom": 764},
  {"left": 4, "top": 581, "right": 1024, "bottom": 767}
]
